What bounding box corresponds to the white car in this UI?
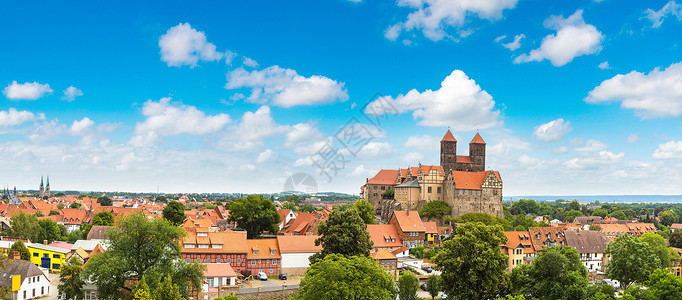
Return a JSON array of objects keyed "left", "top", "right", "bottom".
[{"left": 258, "top": 271, "right": 268, "bottom": 281}]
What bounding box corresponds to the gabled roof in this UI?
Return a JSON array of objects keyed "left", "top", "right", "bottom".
[
  {"left": 455, "top": 156, "right": 473, "bottom": 164},
  {"left": 420, "top": 165, "right": 444, "bottom": 176},
  {"left": 247, "top": 238, "right": 281, "bottom": 259},
  {"left": 182, "top": 231, "right": 248, "bottom": 253},
  {"left": 0, "top": 259, "right": 48, "bottom": 287},
  {"left": 395, "top": 178, "right": 419, "bottom": 188},
  {"left": 276, "top": 235, "right": 322, "bottom": 253},
  {"left": 371, "top": 248, "right": 397, "bottom": 260},
  {"left": 528, "top": 227, "right": 566, "bottom": 252},
  {"left": 671, "top": 223, "right": 682, "bottom": 230},
  {"left": 391, "top": 211, "right": 425, "bottom": 233},
  {"left": 205, "top": 263, "right": 236, "bottom": 277},
  {"left": 423, "top": 222, "right": 438, "bottom": 234},
  {"left": 451, "top": 171, "right": 500, "bottom": 190},
  {"left": 367, "top": 170, "right": 399, "bottom": 185},
  {"left": 470, "top": 132, "right": 486, "bottom": 144},
  {"left": 441, "top": 130, "right": 457, "bottom": 142},
  {"left": 367, "top": 224, "right": 402, "bottom": 248},
  {"left": 501, "top": 231, "right": 535, "bottom": 254},
  {"left": 564, "top": 230, "right": 610, "bottom": 254},
  {"left": 71, "top": 240, "right": 103, "bottom": 252},
  {"left": 87, "top": 226, "right": 113, "bottom": 240}
]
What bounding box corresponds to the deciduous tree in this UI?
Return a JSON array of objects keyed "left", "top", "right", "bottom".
[
  {"left": 639, "top": 232, "right": 678, "bottom": 268},
  {"left": 9, "top": 240, "right": 30, "bottom": 260},
  {"left": 162, "top": 201, "right": 186, "bottom": 226},
  {"left": 352, "top": 199, "right": 375, "bottom": 224},
  {"left": 606, "top": 234, "right": 661, "bottom": 289},
  {"left": 670, "top": 231, "right": 682, "bottom": 248},
  {"left": 647, "top": 268, "right": 682, "bottom": 300},
  {"left": 58, "top": 256, "right": 85, "bottom": 300},
  {"left": 310, "top": 208, "right": 372, "bottom": 263},
  {"left": 227, "top": 195, "right": 279, "bottom": 238},
  {"left": 512, "top": 246, "right": 588, "bottom": 300},
  {"left": 398, "top": 272, "right": 419, "bottom": 300},
  {"left": 420, "top": 201, "right": 451, "bottom": 223},
  {"left": 97, "top": 195, "right": 112, "bottom": 206},
  {"left": 433, "top": 222, "right": 508, "bottom": 299},
  {"left": 659, "top": 210, "right": 679, "bottom": 226},
  {"left": 297, "top": 254, "right": 396, "bottom": 300},
  {"left": 37, "top": 218, "right": 62, "bottom": 244},
  {"left": 426, "top": 275, "right": 441, "bottom": 299},
  {"left": 8, "top": 212, "right": 39, "bottom": 241}
]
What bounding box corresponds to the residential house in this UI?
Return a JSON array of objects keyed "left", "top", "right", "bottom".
[
  {"left": 203, "top": 263, "right": 237, "bottom": 289},
  {"left": 423, "top": 222, "right": 439, "bottom": 247},
  {"left": 625, "top": 223, "right": 657, "bottom": 237},
  {"left": 671, "top": 224, "right": 682, "bottom": 232},
  {"left": 279, "top": 212, "right": 324, "bottom": 236},
  {"left": 0, "top": 255, "right": 51, "bottom": 300},
  {"left": 70, "top": 240, "right": 106, "bottom": 255},
  {"left": 598, "top": 224, "right": 629, "bottom": 240},
  {"left": 277, "top": 235, "right": 322, "bottom": 275},
  {"left": 86, "top": 225, "right": 113, "bottom": 240},
  {"left": 371, "top": 249, "right": 398, "bottom": 272},
  {"left": 366, "top": 224, "right": 403, "bottom": 253},
  {"left": 388, "top": 210, "right": 425, "bottom": 248},
  {"left": 181, "top": 231, "right": 248, "bottom": 275},
  {"left": 26, "top": 242, "right": 70, "bottom": 272},
  {"left": 277, "top": 209, "right": 296, "bottom": 231},
  {"left": 501, "top": 231, "right": 535, "bottom": 271},
  {"left": 565, "top": 230, "right": 610, "bottom": 272},
  {"left": 246, "top": 238, "right": 281, "bottom": 277},
  {"left": 574, "top": 216, "right": 603, "bottom": 225},
  {"left": 528, "top": 227, "right": 567, "bottom": 252},
  {"left": 59, "top": 208, "right": 88, "bottom": 232}
]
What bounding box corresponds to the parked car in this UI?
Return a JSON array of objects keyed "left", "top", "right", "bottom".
[
  {"left": 440, "top": 293, "right": 449, "bottom": 300},
  {"left": 279, "top": 273, "right": 287, "bottom": 280},
  {"left": 258, "top": 272, "right": 268, "bottom": 281},
  {"left": 420, "top": 283, "right": 428, "bottom": 291},
  {"left": 422, "top": 266, "right": 433, "bottom": 273}
]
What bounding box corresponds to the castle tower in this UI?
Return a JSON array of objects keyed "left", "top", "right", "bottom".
[
  {"left": 45, "top": 176, "right": 51, "bottom": 198},
  {"left": 39, "top": 176, "right": 45, "bottom": 198},
  {"left": 469, "top": 132, "right": 486, "bottom": 172},
  {"left": 440, "top": 130, "right": 457, "bottom": 173}
]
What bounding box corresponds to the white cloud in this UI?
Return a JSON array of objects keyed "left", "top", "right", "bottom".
[
  {"left": 240, "top": 164, "right": 256, "bottom": 171},
  {"left": 401, "top": 152, "right": 425, "bottom": 163},
  {"left": 645, "top": 1, "right": 682, "bottom": 28},
  {"left": 533, "top": 118, "right": 572, "bottom": 142},
  {"left": 386, "top": 0, "right": 518, "bottom": 41},
  {"left": 159, "top": 23, "right": 224, "bottom": 67},
  {"left": 598, "top": 61, "right": 612, "bottom": 70},
  {"left": 350, "top": 165, "right": 375, "bottom": 177},
  {"left": 501, "top": 34, "right": 525, "bottom": 51},
  {"left": 131, "top": 97, "right": 231, "bottom": 146},
  {"left": 0, "top": 108, "right": 44, "bottom": 127},
  {"left": 585, "top": 61, "right": 682, "bottom": 118},
  {"left": 626, "top": 134, "right": 639, "bottom": 143},
  {"left": 218, "top": 106, "right": 288, "bottom": 151},
  {"left": 3, "top": 81, "right": 53, "bottom": 100},
  {"left": 564, "top": 150, "right": 624, "bottom": 169},
  {"left": 70, "top": 117, "right": 95, "bottom": 136},
  {"left": 341, "top": 142, "right": 395, "bottom": 159},
  {"left": 294, "top": 155, "right": 321, "bottom": 167},
  {"left": 403, "top": 135, "right": 440, "bottom": 150},
  {"left": 225, "top": 66, "right": 349, "bottom": 107},
  {"left": 61, "top": 86, "right": 83, "bottom": 101},
  {"left": 256, "top": 149, "right": 277, "bottom": 163},
  {"left": 514, "top": 10, "right": 603, "bottom": 67},
  {"left": 29, "top": 120, "right": 67, "bottom": 143},
  {"left": 494, "top": 35, "right": 506, "bottom": 43},
  {"left": 653, "top": 140, "right": 682, "bottom": 158},
  {"left": 243, "top": 57, "right": 259, "bottom": 68},
  {"left": 284, "top": 123, "right": 330, "bottom": 155},
  {"left": 571, "top": 138, "right": 608, "bottom": 152},
  {"left": 553, "top": 146, "right": 569, "bottom": 154},
  {"left": 224, "top": 51, "right": 237, "bottom": 66},
  {"left": 364, "top": 70, "right": 502, "bottom": 131}
]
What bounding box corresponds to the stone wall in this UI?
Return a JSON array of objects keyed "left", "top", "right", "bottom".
[{"left": 237, "top": 288, "right": 299, "bottom": 300}]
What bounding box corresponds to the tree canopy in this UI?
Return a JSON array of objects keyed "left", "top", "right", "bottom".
[
  {"left": 297, "top": 254, "right": 396, "bottom": 300},
  {"left": 162, "top": 201, "right": 187, "bottom": 226},
  {"left": 639, "top": 232, "right": 678, "bottom": 268},
  {"left": 420, "top": 201, "right": 451, "bottom": 223},
  {"left": 511, "top": 246, "right": 588, "bottom": 300},
  {"left": 433, "top": 222, "right": 508, "bottom": 299},
  {"left": 97, "top": 195, "right": 113, "bottom": 206},
  {"left": 81, "top": 213, "right": 205, "bottom": 299},
  {"left": 9, "top": 240, "right": 30, "bottom": 260},
  {"left": 310, "top": 208, "right": 372, "bottom": 263},
  {"left": 426, "top": 275, "right": 441, "bottom": 300},
  {"left": 670, "top": 231, "right": 682, "bottom": 248},
  {"left": 227, "top": 195, "right": 279, "bottom": 238},
  {"left": 58, "top": 256, "right": 85, "bottom": 300},
  {"left": 352, "top": 199, "right": 375, "bottom": 224},
  {"left": 398, "top": 272, "right": 419, "bottom": 300},
  {"left": 606, "top": 233, "right": 661, "bottom": 289},
  {"left": 8, "top": 212, "right": 40, "bottom": 240}
]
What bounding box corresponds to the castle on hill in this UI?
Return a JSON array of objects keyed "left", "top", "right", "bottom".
[{"left": 361, "top": 130, "right": 503, "bottom": 221}]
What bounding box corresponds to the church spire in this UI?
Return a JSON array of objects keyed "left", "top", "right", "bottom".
[
  {"left": 40, "top": 176, "right": 44, "bottom": 188},
  {"left": 46, "top": 175, "right": 50, "bottom": 188}
]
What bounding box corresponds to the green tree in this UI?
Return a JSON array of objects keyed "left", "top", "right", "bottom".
[
  {"left": 299, "top": 204, "right": 317, "bottom": 213},
  {"left": 647, "top": 268, "right": 682, "bottom": 300},
  {"left": 426, "top": 275, "right": 441, "bottom": 300},
  {"left": 97, "top": 195, "right": 113, "bottom": 206},
  {"left": 382, "top": 189, "right": 394, "bottom": 199},
  {"left": 639, "top": 232, "right": 678, "bottom": 268},
  {"left": 214, "top": 296, "right": 238, "bottom": 300},
  {"left": 352, "top": 199, "right": 375, "bottom": 224},
  {"left": 162, "top": 201, "right": 187, "bottom": 226},
  {"left": 452, "top": 212, "right": 510, "bottom": 229},
  {"left": 155, "top": 195, "right": 167, "bottom": 203},
  {"left": 132, "top": 275, "right": 153, "bottom": 300},
  {"left": 605, "top": 234, "right": 661, "bottom": 289},
  {"left": 511, "top": 199, "right": 539, "bottom": 215},
  {"left": 287, "top": 194, "right": 301, "bottom": 204},
  {"left": 48, "top": 210, "right": 60, "bottom": 216},
  {"left": 420, "top": 201, "right": 452, "bottom": 223},
  {"left": 153, "top": 275, "right": 183, "bottom": 300},
  {"left": 569, "top": 200, "right": 581, "bottom": 212},
  {"left": 297, "top": 254, "right": 396, "bottom": 300},
  {"left": 564, "top": 210, "right": 583, "bottom": 222},
  {"left": 310, "top": 208, "right": 372, "bottom": 263},
  {"left": 398, "top": 272, "right": 419, "bottom": 300},
  {"left": 81, "top": 213, "right": 205, "bottom": 299},
  {"left": 281, "top": 201, "right": 296, "bottom": 210},
  {"left": 9, "top": 212, "right": 39, "bottom": 241},
  {"left": 513, "top": 246, "right": 588, "bottom": 300},
  {"left": 227, "top": 195, "right": 279, "bottom": 238},
  {"left": 9, "top": 240, "right": 30, "bottom": 260},
  {"left": 82, "top": 211, "right": 115, "bottom": 237},
  {"left": 69, "top": 202, "right": 82, "bottom": 209},
  {"left": 610, "top": 210, "right": 627, "bottom": 220},
  {"left": 659, "top": 210, "right": 679, "bottom": 226},
  {"left": 621, "top": 284, "right": 654, "bottom": 300},
  {"left": 670, "top": 230, "right": 682, "bottom": 248},
  {"left": 58, "top": 256, "right": 85, "bottom": 300},
  {"left": 592, "top": 208, "right": 608, "bottom": 218},
  {"left": 37, "top": 218, "right": 62, "bottom": 244},
  {"left": 410, "top": 246, "right": 425, "bottom": 259},
  {"left": 590, "top": 224, "right": 602, "bottom": 231},
  {"left": 585, "top": 284, "right": 616, "bottom": 300},
  {"left": 57, "top": 203, "right": 65, "bottom": 209},
  {"left": 433, "top": 222, "right": 508, "bottom": 299}
]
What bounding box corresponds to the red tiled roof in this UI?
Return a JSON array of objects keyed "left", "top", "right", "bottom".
[
  {"left": 182, "top": 231, "right": 248, "bottom": 253},
  {"left": 421, "top": 165, "right": 444, "bottom": 176},
  {"left": 247, "top": 239, "right": 281, "bottom": 259},
  {"left": 455, "top": 155, "right": 473, "bottom": 164},
  {"left": 371, "top": 248, "right": 397, "bottom": 260},
  {"left": 205, "top": 263, "right": 236, "bottom": 277},
  {"left": 423, "top": 222, "right": 438, "bottom": 234},
  {"left": 470, "top": 132, "right": 486, "bottom": 144},
  {"left": 280, "top": 212, "right": 319, "bottom": 236},
  {"left": 501, "top": 231, "right": 535, "bottom": 255},
  {"left": 671, "top": 223, "right": 682, "bottom": 230},
  {"left": 276, "top": 235, "right": 322, "bottom": 253},
  {"left": 278, "top": 209, "right": 292, "bottom": 225},
  {"left": 367, "top": 224, "right": 402, "bottom": 248},
  {"left": 392, "top": 211, "right": 425, "bottom": 232},
  {"left": 441, "top": 130, "right": 457, "bottom": 142},
  {"left": 451, "top": 171, "right": 490, "bottom": 190},
  {"left": 367, "top": 170, "right": 399, "bottom": 185}
]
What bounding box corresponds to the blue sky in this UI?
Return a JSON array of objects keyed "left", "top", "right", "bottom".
[{"left": 2, "top": 0, "right": 682, "bottom": 195}]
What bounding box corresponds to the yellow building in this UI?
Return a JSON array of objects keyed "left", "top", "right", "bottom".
[{"left": 26, "top": 243, "right": 70, "bottom": 272}]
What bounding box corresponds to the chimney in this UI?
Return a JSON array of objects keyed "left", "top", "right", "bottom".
[
  {"left": 10, "top": 251, "right": 19, "bottom": 260},
  {"left": 43, "top": 240, "right": 48, "bottom": 245}
]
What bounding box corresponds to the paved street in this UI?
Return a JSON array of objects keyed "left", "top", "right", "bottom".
[{"left": 48, "top": 272, "right": 60, "bottom": 298}]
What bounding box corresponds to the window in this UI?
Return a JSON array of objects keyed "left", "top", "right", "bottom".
[
  {"left": 272, "top": 259, "right": 277, "bottom": 265},
  {"left": 269, "top": 269, "right": 273, "bottom": 273},
  {"left": 437, "top": 187, "right": 441, "bottom": 193},
  {"left": 207, "top": 258, "right": 212, "bottom": 263},
  {"left": 52, "top": 264, "right": 60, "bottom": 269},
  {"left": 253, "top": 250, "right": 259, "bottom": 255},
  {"left": 41, "top": 287, "right": 44, "bottom": 295},
  {"left": 198, "top": 232, "right": 208, "bottom": 237},
  {"left": 196, "top": 258, "right": 201, "bottom": 263},
  {"left": 217, "top": 258, "right": 221, "bottom": 263},
  {"left": 236, "top": 258, "right": 241, "bottom": 264},
  {"left": 381, "top": 186, "right": 386, "bottom": 190},
  {"left": 198, "top": 244, "right": 209, "bottom": 249},
  {"left": 53, "top": 254, "right": 60, "bottom": 258},
  {"left": 258, "top": 259, "right": 261, "bottom": 264},
  {"left": 427, "top": 187, "right": 432, "bottom": 193},
  {"left": 227, "top": 258, "right": 232, "bottom": 264},
  {"left": 184, "top": 244, "right": 196, "bottom": 248},
  {"left": 33, "top": 253, "right": 38, "bottom": 257},
  {"left": 251, "top": 260, "right": 256, "bottom": 266},
  {"left": 186, "top": 258, "right": 191, "bottom": 262}
]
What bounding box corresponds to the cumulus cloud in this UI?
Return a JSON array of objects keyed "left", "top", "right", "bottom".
[
  {"left": 159, "top": 23, "right": 224, "bottom": 67},
  {"left": 62, "top": 86, "right": 83, "bottom": 101},
  {"left": 0, "top": 108, "right": 44, "bottom": 127},
  {"left": 364, "top": 70, "right": 502, "bottom": 131},
  {"left": 626, "top": 134, "right": 639, "bottom": 143},
  {"left": 131, "top": 97, "right": 231, "bottom": 146},
  {"left": 70, "top": 117, "right": 95, "bottom": 136},
  {"left": 585, "top": 61, "right": 682, "bottom": 118},
  {"left": 564, "top": 150, "right": 624, "bottom": 169},
  {"left": 218, "top": 106, "right": 288, "bottom": 151},
  {"left": 256, "top": 149, "right": 277, "bottom": 163},
  {"left": 3, "top": 81, "right": 53, "bottom": 100},
  {"left": 350, "top": 165, "right": 376, "bottom": 177},
  {"left": 29, "top": 120, "right": 67, "bottom": 143},
  {"left": 652, "top": 140, "right": 682, "bottom": 158},
  {"left": 533, "top": 118, "right": 572, "bottom": 141},
  {"left": 339, "top": 141, "right": 395, "bottom": 159},
  {"left": 514, "top": 10, "right": 603, "bottom": 66},
  {"left": 571, "top": 138, "right": 608, "bottom": 152},
  {"left": 225, "top": 66, "right": 349, "bottom": 107},
  {"left": 243, "top": 57, "right": 259, "bottom": 68},
  {"left": 402, "top": 152, "right": 425, "bottom": 163},
  {"left": 386, "top": 0, "right": 518, "bottom": 41},
  {"left": 403, "top": 135, "right": 441, "bottom": 150},
  {"left": 553, "top": 146, "right": 569, "bottom": 154},
  {"left": 499, "top": 34, "right": 525, "bottom": 51},
  {"left": 645, "top": 1, "right": 682, "bottom": 28},
  {"left": 598, "top": 61, "right": 612, "bottom": 70}
]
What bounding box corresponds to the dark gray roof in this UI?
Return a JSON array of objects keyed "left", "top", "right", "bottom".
[
  {"left": 565, "top": 230, "right": 610, "bottom": 254},
  {"left": 87, "top": 225, "right": 114, "bottom": 240},
  {"left": 395, "top": 178, "right": 419, "bottom": 188},
  {"left": 0, "top": 259, "right": 48, "bottom": 287}
]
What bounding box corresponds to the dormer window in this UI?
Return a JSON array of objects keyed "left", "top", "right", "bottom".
[
  {"left": 253, "top": 250, "right": 258, "bottom": 255},
  {"left": 271, "top": 250, "right": 276, "bottom": 255},
  {"left": 197, "top": 232, "right": 208, "bottom": 237}
]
